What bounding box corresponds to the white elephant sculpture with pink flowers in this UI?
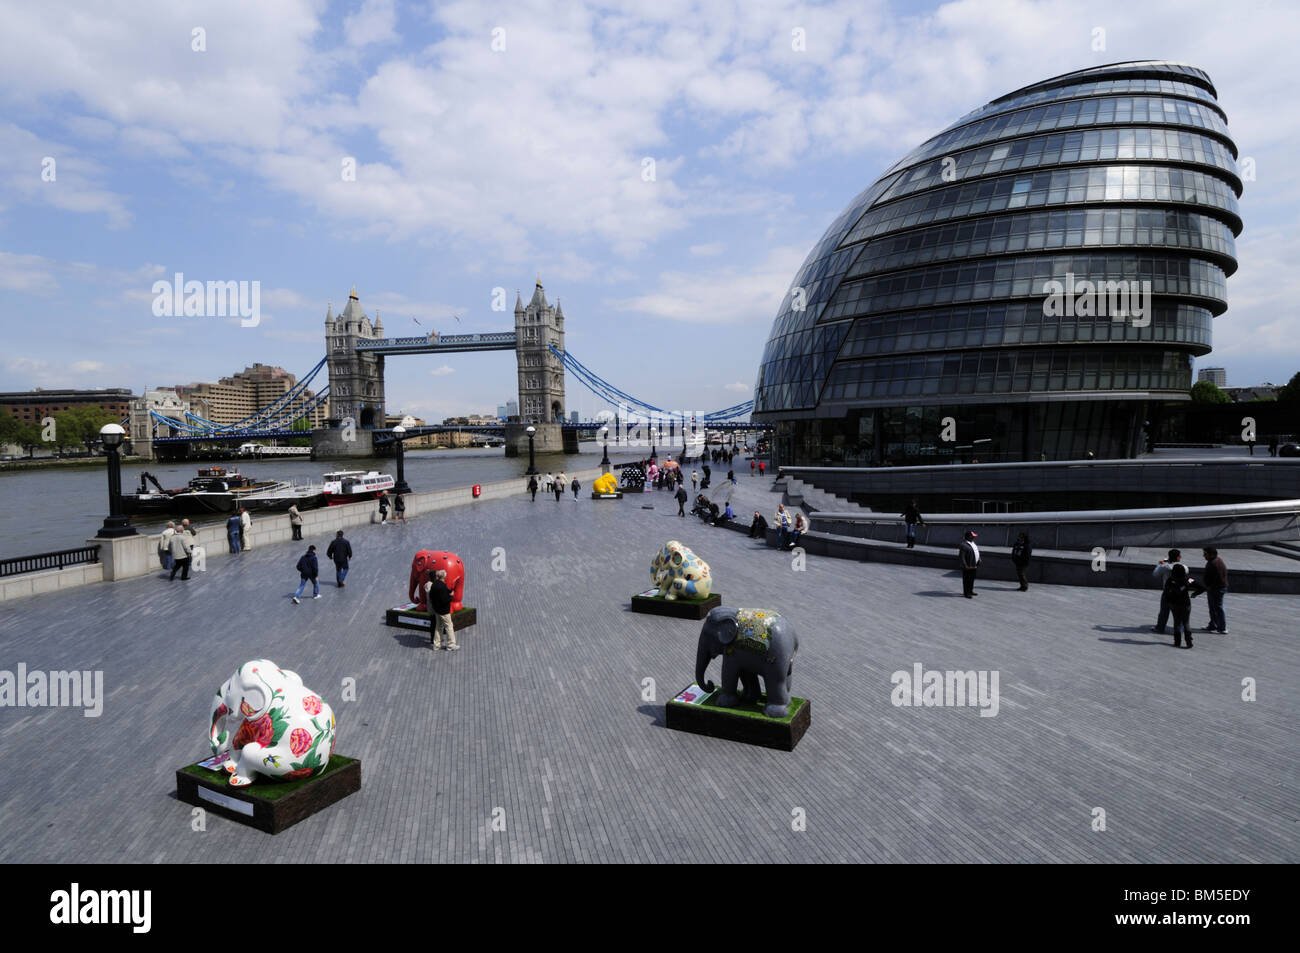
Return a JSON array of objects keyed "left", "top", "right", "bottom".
[{"left": 208, "top": 659, "right": 336, "bottom": 786}]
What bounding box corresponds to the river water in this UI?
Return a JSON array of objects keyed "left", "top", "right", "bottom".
[{"left": 0, "top": 438, "right": 746, "bottom": 559}]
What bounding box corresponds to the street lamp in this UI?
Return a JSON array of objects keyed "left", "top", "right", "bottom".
[
  {"left": 600, "top": 426, "right": 610, "bottom": 469},
  {"left": 391, "top": 425, "right": 413, "bottom": 494},
  {"left": 651, "top": 429, "right": 659, "bottom": 461},
  {"left": 525, "top": 425, "right": 538, "bottom": 475},
  {"left": 681, "top": 417, "right": 689, "bottom": 464},
  {"left": 97, "top": 423, "right": 137, "bottom": 538}
]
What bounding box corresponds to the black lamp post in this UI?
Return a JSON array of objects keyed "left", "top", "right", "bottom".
[
  {"left": 600, "top": 426, "right": 610, "bottom": 469},
  {"left": 650, "top": 429, "right": 658, "bottom": 461},
  {"left": 391, "top": 425, "right": 413, "bottom": 494},
  {"left": 681, "top": 418, "right": 689, "bottom": 464},
  {"left": 97, "top": 423, "right": 137, "bottom": 538},
  {"left": 525, "top": 425, "right": 538, "bottom": 475}
]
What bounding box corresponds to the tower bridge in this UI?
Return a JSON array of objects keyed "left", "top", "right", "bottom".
[{"left": 132, "top": 278, "right": 757, "bottom": 459}]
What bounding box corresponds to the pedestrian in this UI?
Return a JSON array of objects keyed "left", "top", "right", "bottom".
[
  {"left": 750, "top": 459, "right": 756, "bottom": 477},
  {"left": 1150, "top": 549, "right": 1182, "bottom": 634},
  {"left": 378, "top": 492, "right": 389, "bottom": 525},
  {"left": 727, "top": 470, "right": 735, "bottom": 485},
  {"left": 425, "top": 568, "right": 458, "bottom": 651},
  {"left": 1268, "top": 435, "right": 1278, "bottom": 457},
  {"left": 168, "top": 525, "right": 193, "bottom": 580},
  {"left": 553, "top": 477, "right": 564, "bottom": 502},
  {"left": 226, "top": 512, "right": 242, "bottom": 554},
  {"left": 790, "top": 512, "right": 807, "bottom": 548},
  {"left": 675, "top": 483, "right": 688, "bottom": 517},
  {"left": 571, "top": 476, "right": 580, "bottom": 499},
  {"left": 1011, "top": 531, "right": 1032, "bottom": 591},
  {"left": 292, "top": 545, "right": 320, "bottom": 603},
  {"left": 289, "top": 503, "right": 304, "bottom": 540},
  {"left": 1165, "top": 563, "right": 1201, "bottom": 649},
  {"left": 239, "top": 507, "right": 252, "bottom": 550},
  {"left": 158, "top": 521, "right": 175, "bottom": 571},
  {"left": 774, "top": 503, "right": 792, "bottom": 548},
  {"left": 959, "top": 530, "right": 980, "bottom": 598},
  {"left": 1201, "top": 547, "right": 1229, "bottom": 634},
  {"left": 759, "top": 460, "right": 766, "bottom": 477},
  {"left": 527, "top": 475, "right": 538, "bottom": 501},
  {"left": 181, "top": 518, "right": 196, "bottom": 538},
  {"left": 723, "top": 501, "right": 735, "bottom": 521},
  {"left": 748, "top": 511, "right": 769, "bottom": 539},
  {"left": 692, "top": 470, "right": 699, "bottom": 491},
  {"left": 544, "top": 472, "right": 554, "bottom": 494},
  {"left": 326, "top": 530, "right": 352, "bottom": 587},
  {"left": 900, "top": 499, "right": 924, "bottom": 549},
  {"left": 394, "top": 493, "right": 406, "bottom": 524}
]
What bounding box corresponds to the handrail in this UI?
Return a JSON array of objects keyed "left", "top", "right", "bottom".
[
  {"left": 813, "top": 499, "right": 1300, "bottom": 525},
  {"left": 0, "top": 545, "right": 101, "bottom": 578},
  {"left": 781, "top": 457, "right": 1300, "bottom": 476}
]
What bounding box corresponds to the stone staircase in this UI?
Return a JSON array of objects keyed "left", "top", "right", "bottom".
[
  {"left": 1253, "top": 541, "right": 1300, "bottom": 562},
  {"left": 780, "top": 476, "right": 869, "bottom": 514}
]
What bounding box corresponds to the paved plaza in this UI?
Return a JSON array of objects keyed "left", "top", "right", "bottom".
[{"left": 0, "top": 474, "right": 1296, "bottom": 863}]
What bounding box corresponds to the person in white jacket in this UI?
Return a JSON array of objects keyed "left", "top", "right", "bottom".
[{"left": 239, "top": 508, "right": 252, "bottom": 550}]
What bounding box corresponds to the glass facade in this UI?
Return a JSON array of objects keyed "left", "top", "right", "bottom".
[{"left": 754, "top": 62, "right": 1241, "bottom": 466}]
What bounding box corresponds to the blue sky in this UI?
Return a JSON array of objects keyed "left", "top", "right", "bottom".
[{"left": 1, "top": 0, "right": 1296, "bottom": 424}]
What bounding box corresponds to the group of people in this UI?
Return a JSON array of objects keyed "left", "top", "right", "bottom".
[
  {"left": 157, "top": 519, "right": 198, "bottom": 580},
  {"left": 748, "top": 459, "right": 767, "bottom": 477},
  {"left": 225, "top": 508, "right": 253, "bottom": 554},
  {"left": 770, "top": 504, "right": 807, "bottom": 549},
  {"left": 377, "top": 491, "right": 407, "bottom": 524},
  {"left": 292, "top": 530, "right": 353, "bottom": 603},
  {"left": 526, "top": 471, "right": 581, "bottom": 501},
  {"left": 1150, "top": 548, "right": 1229, "bottom": 647}
]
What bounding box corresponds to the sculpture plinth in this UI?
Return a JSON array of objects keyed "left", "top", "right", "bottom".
[
  {"left": 666, "top": 688, "right": 810, "bottom": 751},
  {"left": 631, "top": 590, "right": 721, "bottom": 619},
  {"left": 385, "top": 604, "right": 478, "bottom": 634},
  {"left": 176, "top": 755, "right": 361, "bottom": 834}
]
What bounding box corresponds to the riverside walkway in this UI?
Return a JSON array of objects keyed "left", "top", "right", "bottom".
[{"left": 0, "top": 474, "right": 1295, "bottom": 863}]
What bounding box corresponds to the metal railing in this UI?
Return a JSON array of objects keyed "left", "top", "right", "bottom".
[{"left": 0, "top": 545, "right": 101, "bottom": 578}]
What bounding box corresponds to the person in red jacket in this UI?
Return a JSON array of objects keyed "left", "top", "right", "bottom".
[{"left": 1201, "top": 547, "right": 1229, "bottom": 634}]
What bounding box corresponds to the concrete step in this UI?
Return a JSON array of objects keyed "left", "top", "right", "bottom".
[{"left": 1253, "top": 543, "right": 1300, "bottom": 562}]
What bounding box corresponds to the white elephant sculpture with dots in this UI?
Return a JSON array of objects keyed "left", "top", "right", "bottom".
[
  {"left": 208, "top": 660, "right": 336, "bottom": 786},
  {"left": 651, "top": 540, "right": 713, "bottom": 600}
]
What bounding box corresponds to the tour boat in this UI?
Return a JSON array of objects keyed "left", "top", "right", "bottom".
[{"left": 320, "top": 470, "right": 396, "bottom": 505}]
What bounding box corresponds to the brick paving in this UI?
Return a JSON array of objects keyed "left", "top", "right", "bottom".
[{"left": 0, "top": 472, "right": 1295, "bottom": 863}]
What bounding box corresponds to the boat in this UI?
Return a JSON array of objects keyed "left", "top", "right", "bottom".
[
  {"left": 238, "top": 482, "right": 327, "bottom": 512},
  {"left": 121, "top": 466, "right": 280, "bottom": 516},
  {"left": 321, "top": 470, "right": 396, "bottom": 505}
]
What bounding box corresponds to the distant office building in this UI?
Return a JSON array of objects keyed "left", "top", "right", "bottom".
[
  {"left": 570, "top": 411, "right": 579, "bottom": 424},
  {"left": 1197, "top": 367, "right": 1228, "bottom": 387},
  {"left": 174, "top": 363, "right": 328, "bottom": 429},
  {"left": 0, "top": 388, "right": 134, "bottom": 427},
  {"left": 497, "top": 400, "right": 518, "bottom": 420},
  {"left": 1224, "top": 384, "right": 1275, "bottom": 402}
]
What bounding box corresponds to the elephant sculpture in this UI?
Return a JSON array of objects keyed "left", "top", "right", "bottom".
[
  {"left": 208, "top": 660, "right": 336, "bottom": 786},
  {"left": 651, "top": 540, "right": 712, "bottom": 600},
  {"left": 695, "top": 607, "right": 798, "bottom": 718},
  {"left": 409, "top": 550, "right": 465, "bottom": 612},
  {"left": 593, "top": 472, "right": 618, "bottom": 495}
]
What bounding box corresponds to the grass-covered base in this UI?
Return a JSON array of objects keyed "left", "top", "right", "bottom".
[
  {"left": 694, "top": 693, "right": 807, "bottom": 725},
  {"left": 630, "top": 591, "right": 721, "bottom": 619},
  {"left": 666, "top": 690, "right": 810, "bottom": 750},
  {"left": 179, "top": 754, "right": 359, "bottom": 801}
]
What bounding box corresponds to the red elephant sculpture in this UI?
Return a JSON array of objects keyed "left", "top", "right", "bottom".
[{"left": 408, "top": 550, "right": 465, "bottom": 613}]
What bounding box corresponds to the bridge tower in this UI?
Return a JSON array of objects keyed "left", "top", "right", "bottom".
[
  {"left": 506, "top": 277, "right": 571, "bottom": 456},
  {"left": 316, "top": 286, "right": 386, "bottom": 457}
]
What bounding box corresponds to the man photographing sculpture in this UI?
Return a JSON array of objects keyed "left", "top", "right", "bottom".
[{"left": 425, "top": 568, "right": 459, "bottom": 651}]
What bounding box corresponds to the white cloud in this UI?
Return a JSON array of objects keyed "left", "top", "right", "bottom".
[
  {"left": 689, "top": 242, "right": 725, "bottom": 256},
  {"left": 344, "top": 0, "right": 398, "bottom": 47},
  {"left": 429, "top": 365, "right": 456, "bottom": 376},
  {"left": 724, "top": 381, "right": 751, "bottom": 393}
]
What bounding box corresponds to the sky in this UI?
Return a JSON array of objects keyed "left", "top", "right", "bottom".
[{"left": 1, "top": 0, "right": 1296, "bottom": 424}]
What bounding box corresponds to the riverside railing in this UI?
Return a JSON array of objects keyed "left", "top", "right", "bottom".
[{"left": 0, "top": 545, "right": 101, "bottom": 578}]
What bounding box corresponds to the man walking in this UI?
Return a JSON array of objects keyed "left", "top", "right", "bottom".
[
  {"left": 326, "top": 530, "right": 352, "bottom": 587},
  {"left": 750, "top": 459, "right": 756, "bottom": 477},
  {"left": 571, "top": 476, "right": 580, "bottom": 500},
  {"left": 168, "top": 525, "right": 193, "bottom": 580},
  {"left": 226, "top": 512, "right": 242, "bottom": 554},
  {"left": 378, "top": 492, "right": 390, "bottom": 525},
  {"left": 1150, "top": 549, "right": 1182, "bottom": 634},
  {"left": 1202, "top": 547, "right": 1229, "bottom": 634},
  {"left": 292, "top": 545, "right": 320, "bottom": 603},
  {"left": 1011, "top": 532, "right": 1032, "bottom": 591},
  {"left": 692, "top": 469, "right": 699, "bottom": 491},
  {"left": 553, "top": 477, "right": 564, "bottom": 502},
  {"left": 158, "top": 521, "right": 176, "bottom": 571},
  {"left": 959, "top": 531, "right": 980, "bottom": 598},
  {"left": 288, "top": 503, "right": 304, "bottom": 540},
  {"left": 901, "top": 499, "right": 924, "bottom": 549},
  {"left": 675, "top": 483, "right": 688, "bottom": 517},
  {"left": 425, "top": 568, "right": 459, "bottom": 651},
  {"left": 527, "top": 475, "right": 538, "bottom": 501},
  {"left": 393, "top": 493, "right": 407, "bottom": 525},
  {"left": 239, "top": 507, "right": 252, "bottom": 550}
]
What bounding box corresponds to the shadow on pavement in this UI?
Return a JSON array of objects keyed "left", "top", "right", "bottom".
[{"left": 636, "top": 703, "right": 666, "bottom": 728}]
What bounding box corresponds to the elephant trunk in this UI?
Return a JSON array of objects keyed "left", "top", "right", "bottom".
[
  {"left": 209, "top": 700, "right": 230, "bottom": 754},
  {"left": 695, "top": 641, "right": 716, "bottom": 693}
]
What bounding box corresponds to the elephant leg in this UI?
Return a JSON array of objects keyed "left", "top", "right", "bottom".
[
  {"left": 738, "top": 670, "right": 762, "bottom": 704},
  {"left": 715, "top": 656, "right": 741, "bottom": 707},
  {"left": 763, "top": 666, "right": 793, "bottom": 719},
  {"left": 228, "top": 743, "right": 265, "bottom": 786}
]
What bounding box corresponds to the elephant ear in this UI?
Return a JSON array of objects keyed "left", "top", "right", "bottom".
[
  {"left": 239, "top": 685, "right": 267, "bottom": 716},
  {"left": 715, "top": 617, "right": 739, "bottom": 646}
]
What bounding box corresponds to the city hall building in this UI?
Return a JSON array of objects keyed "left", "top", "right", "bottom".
[{"left": 753, "top": 62, "right": 1241, "bottom": 466}]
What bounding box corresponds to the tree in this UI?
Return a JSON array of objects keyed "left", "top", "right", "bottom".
[
  {"left": 288, "top": 415, "right": 312, "bottom": 447},
  {"left": 1190, "top": 380, "right": 1231, "bottom": 404},
  {"left": 1277, "top": 371, "right": 1300, "bottom": 404}
]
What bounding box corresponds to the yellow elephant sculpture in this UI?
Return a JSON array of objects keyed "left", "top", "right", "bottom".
[{"left": 593, "top": 473, "right": 618, "bottom": 494}]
